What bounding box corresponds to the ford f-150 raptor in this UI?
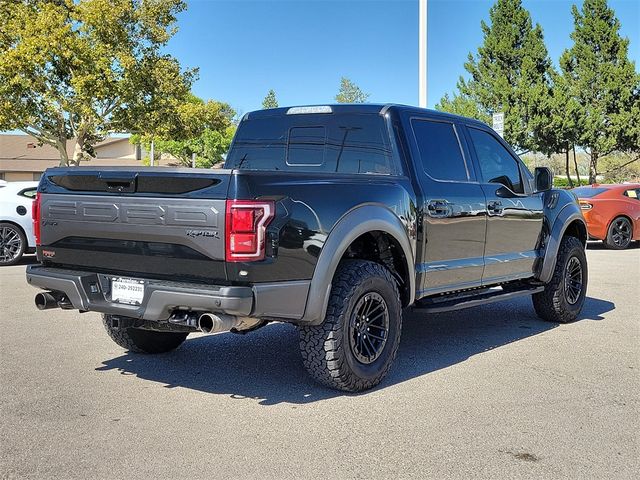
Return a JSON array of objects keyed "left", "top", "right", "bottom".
[{"left": 27, "top": 104, "right": 588, "bottom": 391}]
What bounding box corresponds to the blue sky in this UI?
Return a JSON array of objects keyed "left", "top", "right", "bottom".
[{"left": 167, "top": 0, "right": 640, "bottom": 116}]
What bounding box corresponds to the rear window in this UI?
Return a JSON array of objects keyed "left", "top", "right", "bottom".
[
  {"left": 226, "top": 113, "right": 394, "bottom": 174},
  {"left": 572, "top": 187, "right": 608, "bottom": 198}
]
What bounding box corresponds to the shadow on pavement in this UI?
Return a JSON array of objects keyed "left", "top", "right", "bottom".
[
  {"left": 587, "top": 240, "right": 640, "bottom": 250},
  {"left": 15, "top": 255, "right": 39, "bottom": 266},
  {"left": 96, "top": 295, "right": 615, "bottom": 405}
]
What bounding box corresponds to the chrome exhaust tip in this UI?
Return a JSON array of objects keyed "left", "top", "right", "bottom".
[{"left": 198, "top": 312, "right": 217, "bottom": 333}]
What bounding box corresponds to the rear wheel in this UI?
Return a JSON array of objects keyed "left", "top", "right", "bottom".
[
  {"left": 603, "top": 216, "right": 632, "bottom": 250},
  {"left": 299, "top": 260, "right": 402, "bottom": 392},
  {"left": 533, "top": 236, "right": 587, "bottom": 323},
  {"left": 102, "top": 314, "right": 188, "bottom": 353},
  {"left": 0, "top": 222, "right": 26, "bottom": 266}
]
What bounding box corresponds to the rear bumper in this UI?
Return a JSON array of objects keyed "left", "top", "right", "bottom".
[{"left": 26, "top": 265, "right": 310, "bottom": 322}]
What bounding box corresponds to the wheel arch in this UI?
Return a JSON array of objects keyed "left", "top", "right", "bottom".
[
  {"left": 606, "top": 214, "right": 635, "bottom": 240},
  {"left": 300, "top": 204, "right": 415, "bottom": 325},
  {"left": 538, "top": 204, "right": 587, "bottom": 284},
  {"left": 0, "top": 219, "right": 28, "bottom": 238}
]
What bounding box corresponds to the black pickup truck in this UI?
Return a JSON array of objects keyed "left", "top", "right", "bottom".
[{"left": 27, "top": 104, "right": 588, "bottom": 391}]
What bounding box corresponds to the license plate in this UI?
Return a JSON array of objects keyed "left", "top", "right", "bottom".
[{"left": 111, "top": 277, "right": 145, "bottom": 305}]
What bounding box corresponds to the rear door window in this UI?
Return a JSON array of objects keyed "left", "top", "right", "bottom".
[
  {"left": 468, "top": 128, "right": 524, "bottom": 194},
  {"left": 411, "top": 119, "right": 469, "bottom": 182}
]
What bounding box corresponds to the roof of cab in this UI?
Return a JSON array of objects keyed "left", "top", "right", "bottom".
[{"left": 243, "top": 103, "right": 489, "bottom": 127}]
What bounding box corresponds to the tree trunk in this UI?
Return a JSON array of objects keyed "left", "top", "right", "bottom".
[
  {"left": 56, "top": 139, "right": 69, "bottom": 167},
  {"left": 565, "top": 149, "right": 573, "bottom": 187},
  {"left": 588, "top": 150, "right": 598, "bottom": 184},
  {"left": 572, "top": 145, "right": 581, "bottom": 185}
]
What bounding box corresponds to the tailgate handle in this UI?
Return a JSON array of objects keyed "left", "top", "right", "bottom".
[{"left": 98, "top": 172, "right": 137, "bottom": 193}]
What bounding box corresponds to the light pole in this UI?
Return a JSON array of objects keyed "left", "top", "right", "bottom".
[{"left": 419, "top": 0, "right": 427, "bottom": 108}]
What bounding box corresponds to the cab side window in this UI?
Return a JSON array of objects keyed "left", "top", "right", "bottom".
[
  {"left": 468, "top": 128, "right": 524, "bottom": 194},
  {"left": 411, "top": 119, "right": 469, "bottom": 182},
  {"left": 623, "top": 189, "right": 639, "bottom": 200}
]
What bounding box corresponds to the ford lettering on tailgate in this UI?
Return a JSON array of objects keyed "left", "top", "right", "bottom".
[{"left": 44, "top": 200, "right": 220, "bottom": 226}]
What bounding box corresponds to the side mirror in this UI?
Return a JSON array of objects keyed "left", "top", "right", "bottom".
[{"left": 534, "top": 167, "right": 553, "bottom": 192}]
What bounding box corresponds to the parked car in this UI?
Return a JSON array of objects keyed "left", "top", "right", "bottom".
[
  {"left": 573, "top": 183, "right": 640, "bottom": 249},
  {"left": 0, "top": 181, "right": 38, "bottom": 265},
  {"left": 26, "top": 104, "right": 588, "bottom": 391}
]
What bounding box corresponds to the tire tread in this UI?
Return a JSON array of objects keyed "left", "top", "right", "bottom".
[{"left": 299, "top": 260, "right": 401, "bottom": 392}]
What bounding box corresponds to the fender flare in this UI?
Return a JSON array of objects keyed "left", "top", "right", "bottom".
[
  {"left": 538, "top": 203, "right": 587, "bottom": 284},
  {"left": 300, "top": 204, "right": 415, "bottom": 325}
]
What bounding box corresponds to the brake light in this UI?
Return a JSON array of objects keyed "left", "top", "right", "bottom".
[
  {"left": 225, "top": 200, "right": 275, "bottom": 262},
  {"left": 32, "top": 192, "right": 41, "bottom": 246},
  {"left": 579, "top": 201, "right": 593, "bottom": 210}
]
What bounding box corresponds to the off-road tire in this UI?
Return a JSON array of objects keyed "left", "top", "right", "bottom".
[
  {"left": 0, "top": 222, "right": 26, "bottom": 266},
  {"left": 533, "top": 236, "right": 587, "bottom": 323},
  {"left": 102, "top": 314, "right": 188, "bottom": 353},
  {"left": 299, "top": 260, "right": 402, "bottom": 392},
  {"left": 603, "top": 216, "right": 633, "bottom": 250}
]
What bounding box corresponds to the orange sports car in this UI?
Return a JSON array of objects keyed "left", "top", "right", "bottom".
[{"left": 572, "top": 183, "right": 640, "bottom": 249}]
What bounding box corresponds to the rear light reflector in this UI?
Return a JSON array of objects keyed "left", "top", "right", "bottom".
[
  {"left": 32, "top": 192, "right": 41, "bottom": 246},
  {"left": 225, "top": 200, "right": 274, "bottom": 262}
]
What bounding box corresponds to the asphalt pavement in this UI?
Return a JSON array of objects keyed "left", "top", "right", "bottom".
[{"left": 1, "top": 243, "right": 638, "bottom": 479}]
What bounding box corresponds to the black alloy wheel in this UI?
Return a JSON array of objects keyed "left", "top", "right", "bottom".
[
  {"left": 349, "top": 292, "right": 390, "bottom": 364},
  {"left": 563, "top": 256, "right": 583, "bottom": 305},
  {"left": 605, "top": 217, "right": 632, "bottom": 249}
]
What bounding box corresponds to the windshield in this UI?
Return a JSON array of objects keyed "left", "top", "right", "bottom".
[
  {"left": 226, "top": 113, "right": 394, "bottom": 174},
  {"left": 572, "top": 187, "right": 608, "bottom": 198}
]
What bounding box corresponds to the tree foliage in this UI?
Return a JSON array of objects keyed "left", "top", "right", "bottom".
[
  {"left": 0, "top": 0, "right": 195, "bottom": 166},
  {"left": 335, "top": 77, "right": 369, "bottom": 103},
  {"left": 459, "top": 0, "right": 555, "bottom": 152},
  {"left": 560, "top": 0, "right": 640, "bottom": 182},
  {"left": 435, "top": 92, "right": 491, "bottom": 125},
  {"left": 262, "top": 89, "right": 278, "bottom": 109},
  {"left": 132, "top": 95, "right": 236, "bottom": 168}
]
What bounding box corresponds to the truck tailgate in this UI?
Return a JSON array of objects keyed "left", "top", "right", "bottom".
[{"left": 38, "top": 168, "right": 231, "bottom": 283}]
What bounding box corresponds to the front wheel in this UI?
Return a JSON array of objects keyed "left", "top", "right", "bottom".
[
  {"left": 102, "top": 314, "right": 188, "bottom": 353},
  {"left": 603, "top": 216, "right": 633, "bottom": 250},
  {"left": 533, "top": 236, "right": 587, "bottom": 323},
  {"left": 299, "top": 260, "right": 402, "bottom": 392}
]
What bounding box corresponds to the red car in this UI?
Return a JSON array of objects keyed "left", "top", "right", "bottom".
[{"left": 573, "top": 183, "right": 640, "bottom": 249}]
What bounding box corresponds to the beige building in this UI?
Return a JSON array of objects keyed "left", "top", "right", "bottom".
[{"left": 0, "top": 134, "right": 143, "bottom": 182}]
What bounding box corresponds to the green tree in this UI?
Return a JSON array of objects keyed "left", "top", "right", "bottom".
[
  {"left": 543, "top": 70, "right": 583, "bottom": 185},
  {"left": 132, "top": 95, "right": 236, "bottom": 168},
  {"left": 0, "top": 0, "right": 194, "bottom": 166},
  {"left": 442, "top": 0, "right": 555, "bottom": 152},
  {"left": 335, "top": 77, "right": 369, "bottom": 103},
  {"left": 435, "top": 91, "right": 491, "bottom": 125},
  {"left": 560, "top": 0, "right": 640, "bottom": 183},
  {"left": 262, "top": 89, "right": 279, "bottom": 109}
]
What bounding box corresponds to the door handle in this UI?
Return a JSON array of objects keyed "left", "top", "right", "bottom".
[
  {"left": 427, "top": 199, "right": 451, "bottom": 218},
  {"left": 487, "top": 200, "right": 504, "bottom": 216}
]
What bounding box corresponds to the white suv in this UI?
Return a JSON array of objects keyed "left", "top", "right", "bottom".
[{"left": 0, "top": 181, "right": 39, "bottom": 266}]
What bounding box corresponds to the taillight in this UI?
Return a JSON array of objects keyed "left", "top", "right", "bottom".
[
  {"left": 32, "top": 192, "right": 41, "bottom": 246},
  {"left": 579, "top": 201, "right": 593, "bottom": 210},
  {"left": 225, "top": 200, "right": 275, "bottom": 262}
]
